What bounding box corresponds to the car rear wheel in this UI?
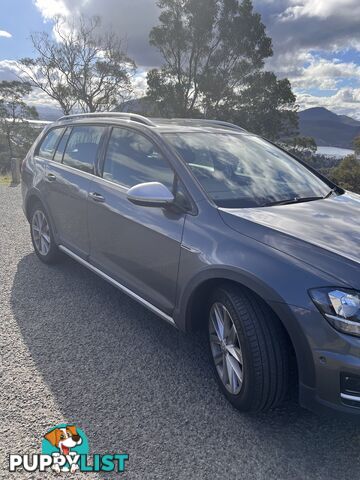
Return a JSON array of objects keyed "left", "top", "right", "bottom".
[
  {"left": 30, "top": 204, "right": 61, "bottom": 264},
  {"left": 208, "top": 285, "right": 290, "bottom": 412}
]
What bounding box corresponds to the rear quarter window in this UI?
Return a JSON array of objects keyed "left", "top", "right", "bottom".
[{"left": 37, "top": 128, "right": 65, "bottom": 160}]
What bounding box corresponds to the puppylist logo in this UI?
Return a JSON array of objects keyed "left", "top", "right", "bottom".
[{"left": 9, "top": 424, "right": 129, "bottom": 474}]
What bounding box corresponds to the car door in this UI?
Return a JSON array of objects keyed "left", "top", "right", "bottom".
[
  {"left": 87, "top": 126, "right": 187, "bottom": 315},
  {"left": 45, "top": 124, "right": 106, "bottom": 258}
]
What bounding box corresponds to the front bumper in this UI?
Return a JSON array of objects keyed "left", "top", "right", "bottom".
[{"left": 288, "top": 305, "right": 360, "bottom": 419}]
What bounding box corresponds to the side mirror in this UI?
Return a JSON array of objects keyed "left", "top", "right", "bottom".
[{"left": 127, "top": 182, "right": 175, "bottom": 207}]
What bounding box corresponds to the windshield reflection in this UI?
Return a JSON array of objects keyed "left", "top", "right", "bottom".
[{"left": 166, "top": 132, "right": 329, "bottom": 208}]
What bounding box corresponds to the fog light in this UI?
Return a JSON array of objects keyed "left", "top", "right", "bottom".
[{"left": 341, "top": 373, "right": 360, "bottom": 407}]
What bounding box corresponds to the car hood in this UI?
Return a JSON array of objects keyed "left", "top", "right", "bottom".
[{"left": 219, "top": 191, "right": 360, "bottom": 288}]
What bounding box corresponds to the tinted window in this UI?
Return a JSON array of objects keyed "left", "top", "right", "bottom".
[
  {"left": 63, "top": 126, "right": 105, "bottom": 174},
  {"left": 38, "top": 128, "right": 65, "bottom": 160},
  {"left": 102, "top": 128, "right": 174, "bottom": 189},
  {"left": 166, "top": 132, "right": 329, "bottom": 208},
  {"left": 53, "top": 127, "right": 71, "bottom": 163}
]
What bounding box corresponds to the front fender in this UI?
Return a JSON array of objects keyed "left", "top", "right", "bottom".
[{"left": 174, "top": 264, "right": 316, "bottom": 388}]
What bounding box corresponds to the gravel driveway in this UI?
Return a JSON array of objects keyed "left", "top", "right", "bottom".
[{"left": 1, "top": 184, "right": 359, "bottom": 479}]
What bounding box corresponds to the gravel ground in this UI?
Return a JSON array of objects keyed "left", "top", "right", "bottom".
[{"left": 1, "top": 184, "right": 360, "bottom": 479}]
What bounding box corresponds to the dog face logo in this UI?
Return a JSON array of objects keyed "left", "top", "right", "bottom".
[
  {"left": 44, "top": 426, "right": 82, "bottom": 456},
  {"left": 42, "top": 424, "right": 88, "bottom": 473}
]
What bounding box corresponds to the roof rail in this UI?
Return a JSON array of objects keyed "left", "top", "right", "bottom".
[
  {"left": 152, "top": 118, "right": 246, "bottom": 132},
  {"left": 57, "top": 112, "right": 156, "bottom": 127},
  {"left": 199, "top": 119, "right": 247, "bottom": 132}
]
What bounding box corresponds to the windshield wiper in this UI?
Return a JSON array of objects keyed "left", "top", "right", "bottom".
[{"left": 262, "top": 196, "right": 324, "bottom": 207}]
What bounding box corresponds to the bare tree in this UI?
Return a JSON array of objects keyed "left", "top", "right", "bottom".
[{"left": 18, "top": 16, "right": 136, "bottom": 114}]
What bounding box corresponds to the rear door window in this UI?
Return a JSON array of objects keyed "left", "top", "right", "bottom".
[
  {"left": 63, "top": 126, "right": 105, "bottom": 174},
  {"left": 37, "top": 128, "right": 65, "bottom": 160}
]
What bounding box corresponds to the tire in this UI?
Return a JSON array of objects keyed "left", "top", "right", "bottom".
[
  {"left": 29, "top": 202, "right": 61, "bottom": 264},
  {"left": 207, "top": 285, "right": 290, "bottom": 412}
]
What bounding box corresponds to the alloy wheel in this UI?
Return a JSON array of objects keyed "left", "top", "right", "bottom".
[
  {"left": 32, "top": 210, "right": 51, "bottom": 256},
  {"left": 209, "top": 302, "right": 244, "bottom": 395}
]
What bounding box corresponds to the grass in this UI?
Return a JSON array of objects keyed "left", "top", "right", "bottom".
[{"left": 0, "top": 174, "right": 12, "bottom": 186}]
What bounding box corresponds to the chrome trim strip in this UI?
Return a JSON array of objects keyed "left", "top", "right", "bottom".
[
  {"left": 45, "top": 158, "right": 97, "bottom": 181},
  {"left": 326, "top": 314, "right": 360, "bottom": 328},
  {"left": 88, "top": 174, "right": 129, "bottom": 192},
  {"left": 59, "top": 245, "right": 176, "bottom": 327},
  {"left": 340, "top": 392, "right": 360, "bottom": 402}
]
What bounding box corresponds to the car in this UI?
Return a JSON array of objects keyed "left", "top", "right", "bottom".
[{"left": 21, "top": 112, "right": 360, "bottom": 417}]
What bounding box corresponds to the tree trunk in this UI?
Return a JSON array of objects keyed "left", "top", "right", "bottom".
[{"left": 10, "top": 157, "right": 21, "bottom": 185}]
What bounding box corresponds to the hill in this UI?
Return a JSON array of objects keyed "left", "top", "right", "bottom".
[{"left": 299, "top": 107, "right": 360, "bottom": 148}]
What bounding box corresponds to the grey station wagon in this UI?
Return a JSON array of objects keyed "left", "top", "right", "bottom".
[{"left": 21, "top": 112, "right": 360, "bottom": 417}]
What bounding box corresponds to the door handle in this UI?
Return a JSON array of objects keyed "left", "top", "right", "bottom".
[
  {"left": 46, "top": 173, "right": 56, "bottom": 182},
  {"left": 89, "top": 192, "right": 105, "bottom": 203}
]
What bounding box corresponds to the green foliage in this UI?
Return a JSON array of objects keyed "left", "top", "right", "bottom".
[
  {"left": 282, "top": 136, "right": 317, "bottom": 156},
  {"left": 353, "top": 135, "right": 360, "bottom": 156},
  {"left": 302, "top": 154, "right": 340, "bottom": 178},
  {"left": 0, "top": 81, "right": 38, "bottom": 173},
  {"left": 330, "top": 155, "right": 360, "bottom": 194},
  {"left": 226, "top": 73, "right": 298, "bottom": 139},
  {"left": 282, "top": 137, "right": 360, "bottom": 193},
  {"left": 147, "top": 0, "right": 297, "bottom": 139}
]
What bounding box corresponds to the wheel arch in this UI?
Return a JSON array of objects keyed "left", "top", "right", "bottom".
[
  {"left": 24, "top": 191, "right": 44, "bottom": 221},
  {"left": 24, "top": 190, "right": 59, "bottom": 242},
  {"left": 175, "top": 268, "right": 315, "bottom": 387}
]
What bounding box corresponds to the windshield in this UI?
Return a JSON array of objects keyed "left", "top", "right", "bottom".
[{"left": 165, "top": 132, "right": 329, "bottom": 208}]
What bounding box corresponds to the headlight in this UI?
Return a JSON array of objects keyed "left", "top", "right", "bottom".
[{"left": 309, "top": 288, "right": 360, "bottom": 337}]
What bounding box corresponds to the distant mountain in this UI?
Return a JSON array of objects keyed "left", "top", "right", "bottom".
[
  {"left": 299, "top": 107, "right": 360, "bottom": 148},
  {"left": 338, "top": 114, "right": 360, "bottom": 127}
]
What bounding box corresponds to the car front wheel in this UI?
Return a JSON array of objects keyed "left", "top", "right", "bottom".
[{"left": 208, "top": 285, "right": 290, "bottom": 412}]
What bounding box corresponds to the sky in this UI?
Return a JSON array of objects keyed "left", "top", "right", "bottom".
[{"left": 1, "top": 0, "right": 360, "bottom": 119}]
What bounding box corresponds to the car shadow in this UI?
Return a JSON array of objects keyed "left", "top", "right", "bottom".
[{"left": 10, "top": 253, "right": 360, "bottom": 479}]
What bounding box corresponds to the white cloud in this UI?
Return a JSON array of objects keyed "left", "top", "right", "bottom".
[
  {"left": 33, "top": 0, "right": 70, "bottom": 20},
  {"left": 0, "top": 59, "right": 21, "bottom": 80},
  {"left": 279, "top": 0, "right": 360, "bottom": 21},
  {"left": 290, "top": 57, "right": 360, "bottom": 90},
  {"left": 132, "top": 70, "right": 148, "bottom": 98},
  {"left": 0, "top": 30, "right": 12, "bottom": 38},
  {"left": 259, "top": 0, "right": 360, "bottom": 55}
]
